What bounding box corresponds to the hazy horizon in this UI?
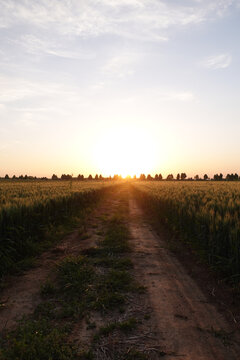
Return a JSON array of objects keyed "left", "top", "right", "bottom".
[{"left": 1, "top": 0, "right": 240, "bottom": 178}]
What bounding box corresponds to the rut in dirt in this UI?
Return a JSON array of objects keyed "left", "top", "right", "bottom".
[{"left": 128, "top": 195, "right": 240, "bottom": 360}]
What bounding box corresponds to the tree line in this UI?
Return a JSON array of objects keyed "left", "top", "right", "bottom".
[
  {"left": 2, "top": 172, "right": 240, "bottom": 181},
  {"left": 140, "top": 172, "right": 240, "bottom": 181}
]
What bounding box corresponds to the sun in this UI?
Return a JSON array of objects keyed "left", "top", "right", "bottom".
[{"left": 93, "top": 126, "right": 157, "bottom": 178}]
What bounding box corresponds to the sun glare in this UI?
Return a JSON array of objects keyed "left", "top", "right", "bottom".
[{"left": 93, "top": 126, "right": 157, "bottom": 178}]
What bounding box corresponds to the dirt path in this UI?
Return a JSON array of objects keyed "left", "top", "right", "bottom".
[{"left": 129, "top": 196, "right": 240, "bottom": 360}]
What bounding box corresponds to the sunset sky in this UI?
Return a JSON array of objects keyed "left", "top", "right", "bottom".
[{"left": 0, "top": 0, "right": 240, "bottom": 178}]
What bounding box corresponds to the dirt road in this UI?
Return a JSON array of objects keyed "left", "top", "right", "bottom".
[{"left": 129, "top": 196, "right": 240, "bottom": 359}]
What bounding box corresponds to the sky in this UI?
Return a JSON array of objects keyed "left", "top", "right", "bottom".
[{"left": 0, "top": 0, "right": 240, "bottom": 178}]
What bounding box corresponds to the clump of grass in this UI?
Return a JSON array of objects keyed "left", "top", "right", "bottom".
[
  {"left": 57, "top": 256, "right": 96, "bottom": 299},
  {"left": 0, "top": 319, "right": 77, "bottom": 360},
  {"left": 123, "top": 349, "right": 148, "bottom": 359},
  {"left": 100, "top": 219, "right": 131, "bottom": 254},
  {"left": 34, "top": 301, "right": 58, "bottom": 320},
  {"left": 40, "top": 280, "right": 56, "bottom": 296},
  {"left": 94, "top": 317, "right": 138, "bottom": 340},
  {"left": 94, "top": 322, "right": 117, "bottom": 339},
  {"left": 78, "top": 350, "right": 94, "bottom": 359},
  {"left": 144, "top": 313, "right": 151, "bottom": 320},
  {"left": 118, "top": 317, "right": 138, "bottom": 333},
  {"left": 93, "top": 291, "right": 125, "bottom": 311},
  {"left": 86, "top": 321, "right": 96, "bottom": 330}
]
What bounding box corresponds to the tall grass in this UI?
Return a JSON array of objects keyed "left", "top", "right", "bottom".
[
  {"left": 0, "top": 180, "right": 114, "bottom": 278},
  {"left": 133, "top": 181, "right": 240, "bottom": 276}
]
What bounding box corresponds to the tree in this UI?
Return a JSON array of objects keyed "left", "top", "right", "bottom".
[
  {"left": 61, "top": 174, "right": 72, "bottom": 180},
  {"left": 5, "top": 174, "right": 9, "bottom": 179},
  {"left": 180, "top": 173, "right": 187, "bottom": 180},
  {"left": 99, "top": 175, "right": 103, "bottom": 180},
  {"left": 194, "top": 175, "right": 199, "bottom": 181},
  {"left": 158, "top": 174, "right": 163, "bottom": 180},
  {"left": 88, "top": 174, "right": 93, "bottom": 180},
  {"left": 147, "top": 174, "right": 152, "bottom": 180},
  {"left": 203, "top": 174, "right": 208, "bottom": 180},
  {"left": 166, "top": 174, "right": 174, "bottom": 181},
  {"left": 213, "top": 173, "right": 223, "bottom": 181},
  {"left": 176, "top": 173, "right": 180, "bottom": 180},
  {"left": 140, "top": 174, "right": 146, "bottom": 180},
  {"left": 226, "top": 173, "right": 239, "bottom": 181},
  {"left": 154, "top": 174, "right": 159, "bottom": 180},
  {"left": 95, "top": 174, "right": 99, "bottom": 180},
  {"left": 52, "top": 174, "right": 58, "bottom": 180}
]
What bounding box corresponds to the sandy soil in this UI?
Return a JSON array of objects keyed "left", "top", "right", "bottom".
[{"left": 129, "top": 196, "right": 240, "bottom": 360}]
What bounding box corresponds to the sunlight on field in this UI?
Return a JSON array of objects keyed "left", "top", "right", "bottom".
[
  {"left": 0, "top": 180, "right": 114, "bottom": 209},
  {"left": 93, "top": 127, "right": 157, "bottom": 178}
]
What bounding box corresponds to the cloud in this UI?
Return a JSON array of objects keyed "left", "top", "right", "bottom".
[
  {"left": 18, "top": 35, "right": 95, "bottom": 60},
  {"left": 0, "top": 74, "right": 92, "bottom": 125},
  {"left": 17, "top": 114, "right": 37, "bottom": 128},
  {"left": 102, "top": 54, "right": 136, "bottom": 78},
  {"left": 0, "top": 0, "right": 238, "bottom": 42},
  {"left": 135, "top": 88, "right": 196, "bottom": 104},
  {"left": 158, "top": 91, "right": 195, "bottom": 102},
  {"left": 0, "top": 76, "right": 52, "bottom": 102},
  {"left": 201, "top": 53, "right": 232, "bottom": 69},
  {"left": 0, "top": 75, "right": 82, "bottom": 104}
]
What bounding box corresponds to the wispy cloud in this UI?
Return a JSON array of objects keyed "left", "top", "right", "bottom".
[
  {"left": 0, "top": 74, "right": 92, "bottom": 128},
  {"left": 158, "top": 90, "right": 195, "bottom": 102},
  {"left": 0, "top": 0, "right": 238, "bottom": 42},
  {"left": 136, "top": 88, "right": 196, "bottom": 104},
  {"left": 201, "top": 53, "right": 232, "bottom": 69},
  {"left": 102, "top": 54, "right": 136, "bottom": 78},
  {"left": 0, "top": 75, "right": 84, "bottom": 104},
  {"left": 0, "top": 76, "right": 56, "bottom": 103},
  {"left": 18, "top": 35, "right": 95, "bottom": 60},
  {"left": 17, "top": 114, "right": 38, "bottom": 128}
]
